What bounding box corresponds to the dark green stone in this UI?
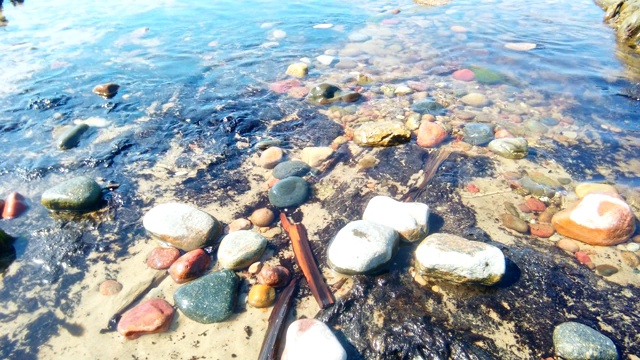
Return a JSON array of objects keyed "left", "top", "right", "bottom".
[
  {"left": 272, "top": 161, "right": 311, "bottom": 179},
  {"left": 469, "top": 66, "right": 505, "bottom": 85},
  {"left": 41, "top": 176, "right": 102, "bottom": 211},
  {"left": 57, "top": 123, "right": 90, "bottom": 150},
  {"left": 174, "top": 270, "right": 239, "bottom": 324},
  {"left": 268, "top": 176, "right": 309, "bottom": 208}
]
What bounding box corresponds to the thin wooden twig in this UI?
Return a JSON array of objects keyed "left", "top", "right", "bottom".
[
  {"left": 401, "top": 148, "right": 452, "bottom": 202},
  {"left": 280, "top": 212, "right": 335, "bottom": 309},
  {"left": 257, "top": 276, "right": 300, "bottom": 360}
]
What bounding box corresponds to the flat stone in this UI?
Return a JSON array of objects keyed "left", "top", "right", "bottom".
[
  {"left": 463, "top": 123, "right": 494, "bottom": 146},
  {"left": 286, "top": 62, "right": 308, "bottom": 78},
  {"left": 173, "top": 270, "right": 239, "bottom": 323},
  {"left": 272, "top": 160, "right": 311, "bottom": 179},
  {"left": 415, "top": 233, "right": 505, "bottom": 285},
  {"left": 259, "top": 147, "right": 284, "bottom": 169},
  {"left": 301, "top": 146, "right": 334, "bottom": 168},
  {"left": 268, "top": 176, "right": 310, "bottom": 208},
  {"left": 281, "top": 319, "right": 347, "bottom": 360},
  {"left": 551, "top": 193, "right": 635, "bottom": 246},
  {"left": 327, "top": 220, "right": 399, "bottom": 275},
  {"left": 501, "top": 213, "right": 529, "bottom": 233},
  {"left": 217, "top": 230, "right": 267, "bottom": 270},
  {"left": 143, "top": 202, "right": 222, "bottom": 251},
  {"left": 353, "top": 121, "right": 411, "bottom": 147},
  {"left": 504, "top": 42, "right": 537, "bottom": 51},
  {"left": 117, "top": 298, "right": 175, "bottom": 339},
  {"left": 362, "top": 196, "right": 429, "bottom": 242},
  {"left": 146, "top": 247, "right": 181, "bottom": 270},
  {"left": 227, "top": 218, "right": 252, "bottom": 233},
  {"left": 99, "top": 280, "right": 123, "bottom": 296},
  {"left": 41, "top": 176, "right": 102, "bottom": 211},
  {"left": 169, "top": 249, "right": 211, "bottom": 284},
  {"left": 596, "top": 264, "right": 619, "bottom": 276},
  {"left": 460, "top": 93, "right": 490, "bottom": 107},
  {"left": 525, "top": 197, "right": 546, "bottom": 212},
  {"left": 553, "top": 322, "right": 618, "bottom": 360},
  {"left": 529, "top": 223, "right": 555, "bottom": 238},
  {"left": 575, "top": 183, "right": 618, "bottom": 199},
  {"left": 469, "top": 66, "right": 504, "bottom": 85},
  {"left": 57, "top": 123, "right": 90, "bottom": 150},
  {"left": 488, "top": 138, "right": 528, "bottom": 159},
  {"left": 556, "top": 239, "right": 580, "bottom": 253}
]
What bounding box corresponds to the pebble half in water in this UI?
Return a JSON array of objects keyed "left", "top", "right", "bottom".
[
  {"left": 41, "top": 176, "right": 102, "bottom": 211},
  {"left": 362, "top": 195, "right": 429, "bottom": 242},
  {"left": 553, "top": 322, "right": 619, "bottom": 360},
  {"left": 57, "top": 123, "right": 90, "bottom": 150},
  {"left": 92, "top": 83, "right": 120, "bottom": 98}
]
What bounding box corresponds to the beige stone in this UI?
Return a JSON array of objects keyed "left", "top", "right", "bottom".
[
  {"left": 301, "top": 146, "right": 334, "bottom": 168},
  {"left": 286, "top": 62, "right": 308, "bottom": 78}
]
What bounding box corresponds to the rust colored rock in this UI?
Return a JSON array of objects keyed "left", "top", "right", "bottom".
[
  {"left": 99, "top": 280, "right": 123, "bottom": 296},
  {"left": 575, "top": 251, "right": 592, "bottom": 265},
  {"left": 146, "top": 247, "right": 181, "bottom": 270},
  {"left": 452, "top": 69, "right": 475, "bottom": 81},
  {"left": 2, "top": 192, "right": 27, "bottom": 219},
  {"left": 529, "top": 223, "right": 555, "bottom": 238},
  {"left": 169, "top": 249, "right": 210, "bottom": 284},
  {"left": 117, "top": 298, "right": 175, "bottom": 340},
  {"left": 525, "top": 197, "right": 546, "bottom": 212},
  {"left": 416, "top": 122, "right": 447, "bottom": 148},
  {"left": 257, "top": 265, "right": 291, "bottom": 288},
  {"left": 538, "top": 207, "right": 558, "bottom": 224},
  {"left": 551, "top": 193, "right": 635, "bottom": 246}
]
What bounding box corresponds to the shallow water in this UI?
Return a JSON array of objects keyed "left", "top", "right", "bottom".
[{"left": 0, "top": 0, "right": 639, "bottom": 358}]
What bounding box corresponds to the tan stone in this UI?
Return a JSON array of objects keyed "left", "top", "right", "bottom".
[
  {"left": 352, "top": 121, "right": 411, "bottom": 147},
  {"left": 286, "top": 62, "right": 308, "bottom": 78},
  {"left": 259, "top": 147, "right": 284, "bottom": 169},
  {"left": 574, "top": 183, "right": 618, "bottom": 199},
  {"left": 300, "top": 146, "right": 334, "bottom": 168}
]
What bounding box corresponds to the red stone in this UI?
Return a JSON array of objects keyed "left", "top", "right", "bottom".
[
  {"left": 525, "top": 197, "right": 546, "bottom": 212},
  {"left": 117, "top": 298, "right": 175, "bottom": 340},
  {"left": 575, "top": 251, "right": 592, "bottom": 265},
  {"left": 168, "top": 248, "right": 210, "bottom": 284},
  {"left": 452, "top": 69, "right": 475, "bottom": 81},
  {"left": 529, "top": 223, "right": 555, "bottom": 238},
  {"left": 417, "top": 122, "right": 447, "bottom": 148},
  {"left": 269, "top": 79, "right": 303, "bottom": 94},
  {"left": 257, "top": 265, "right": 291, "bottom": 288},
  {"left": 466, "top": 183, "right": 480, "bottom": 193},
  {"left": 146, "top": 247, "right": 181, "bottom": 270},
  {"left": 2, "top": 192, "right": 28, "bottom": 219}
]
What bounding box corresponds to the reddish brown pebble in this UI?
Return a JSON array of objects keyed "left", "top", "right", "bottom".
[
  {"left": 250, "top": 208, "right": 275, "bottom": 227},
  {"left": 633, "top": 234, "right": 640, "bottom": 243},
  {"left": 466, "top": 183, "right": 479, "bottom": 193},
  {"left": 529, "top": 223, "right": 554, "bottom": 238},
  {"left": 556, "top": 239, "right": 579, "bottom": 253},
  {"left": 538, "top": 207, "right": 557, "bottom": 224},
  {"left": 117, "top": 298, "right": 175, "bottom": 340},
  {"left": 99, "top": 280, "right": 123, "bottom": 296},
  {"left": 518, "top": 203, "right": 532, "bottom": 213},
  {"left": 2, "top": 192, "right": 28, "bottom": 219},
  {"left": 452, "top": 69, "right": 475, "bottom": 81},
  {"left": 525, "top": 197, "right": 546, "bottom": 212},
  {"left": 575, "top": 251, "right": 592, "bottom": 265},
  {"left": 146, "top": 247, "right": 181, "bottom": 270},
  {"left": 169, "top": 249, "right": 211, "bottom": 284},
  {"left": 257, "top": 265, "right": 290, "bottom": 288}
]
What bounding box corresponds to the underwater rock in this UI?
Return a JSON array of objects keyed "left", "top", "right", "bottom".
[
  {"left": 327, "top": 220, "right": 399, "bottom": 275},
  {"left": 551, "top": 193, "right": 635, "bottom": 246},
  {"left": 501, "top": 213, "right": 529, "bottom": 234},
  {"left": 257, "top": 265, "right": 290, "bottom": 288},
  {"left": 504, "top": 42, "right": 537, "bottom": 51},
  {"left": 249, "top": 208, "right": 275, "bottom": 227},
  {"left": 460, "top": 93, "right": 490, "bottom": 107},
  {"left": 227, "top": 218, "right": 252, "bottom": 233},
  {"left": 575, "top": 183, "right": 618, "bottom": 198},
  {"left": 57, "top": 123, "right": 89, "bottom": 150},
  {"left": 272, "top": 160, "right": 311, "bottom": 179},
  {"left": 556, "top": 239, "right": 580, "bottom": 253},
  {"left": 268, "top": 176, "right": 310, "bottom": 208},
  {"left": 529, "top": 223, "right": 555, "bottom": 238},
  {"left": 301, "top": 146, "right": 334, "bottom": 168},
  {"left": 415, "top": 233, "right": 505, "bottom": 285},
  {"left": 269, "top": 79, "right": 303, "bottom": 94},
  {"left": 317, "top": 55, "right": 335, "bottom": 66},
  {"left": 173, "top": 270, "right": 238, "bottom": 323},
  {"left": 217, "top": 230, "right": 267, "bottom": 270},
  {"left": 452, "top": 69, "right": 475, "bottom": 81},
  {"left": 117, "top": 298, "right": 175, "bottom": 340},
  {"left": 169, "top": 249, "right": 211, "bottom": 284},
  {"left": 286, "top": 62, "right": 308, "bottom": 78},
  {"left": 410, "top": 99, "right": 446, "bottom": 116},
  {"left": 488, "top": 138, "right": 528, "bottom": 159},
  {"left": 362, "top": 195, "right": 429, "bottom": 242},
  {"left": 469, "top": 66, "right": 504, "bottom": 84},
  {"left": 417, "top": 122, "right": 448, "bottom": 148},
  {"left": 281, "top": 319, "right": 347, "bottom": 360},
  {"left": 2, "top": 192, "right": 28, "bottom": 219},
  {"left": 462, "top": 123, "right": 494, "bottom": 146},
  {"left": 259, "top": 146, "right": 284, "bottom": 169},
  {"left": 352, "top": 121, "right": 411, "bottom": 147},
  {"left": 143, "top": 202, "right": 222, "bottom": 251},
  {"left": 92, "top": 83, "right": 120, "bottom": 98},
  {"left": 553, "top": 322, "right": 618, "bottom": 360},
  {"left": 99, "top": 280, "right": 123, "bottom": 296},
  {"left": 307, "top": 83, "right": 343, "bottom": 105},
  {"left": 247, "top": 284, "right": 276, "bottom": 308},
  {"left": 41, "top": 176, "right": 102, "bottom": 211},
  {"left": 146, "top": 247, "right": 180, "bottom": 270},
  {"left": 525, "top": 197, "right": 546, "bottom": 212},
  {"left": 596, "top": 264, "right": 619, "bottom": 277}
]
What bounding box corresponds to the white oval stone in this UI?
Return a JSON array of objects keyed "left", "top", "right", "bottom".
[
  {"left": 317, "top": 55, "right": 335, "bottom": 66},
  {"left": 504, "top": 42, "right": 537, "bottom": 51},
  {"left": 281, "top": 319, "right": 347, "bottom": 360},
  {"left": 217, "top": 230, "right": 267, "bottom": 270},
  {"left": 143, "top": 203, "right": 221, "bottom": 251},
  {"left": 362, "top": 195, "right": 429, "bottom": 242},
  {"left": 327, "top": 220, "right": 399, "bottom": 275},
  {"left": 415, "top": 233, "right": 505, "bottom": 285}
]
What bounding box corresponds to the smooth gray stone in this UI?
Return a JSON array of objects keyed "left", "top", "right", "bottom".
[
  {"left": 217, "top": 230, "right": 267, "bottom": 270},
  {"left": 41, "top": 176, "right": 102, "bottom": 211},
  {"left": 411, "top": 100, "right": 446, "bottom": 116},
  {"left": 173, "top": 270, "right": 238, "bottom": 324},
  {"left": 553, "top": 322, "right": 618, "bottom": 360},
  {"left": 524, "top": 119, "right": 549, "bottom": 134},
  {"left": 272, "top": 160, "right": 311, "bottom": 179},
  {"left": 462, "top": 123, "right": 494, "bottom": 146},
  {"left": 269, "top": 176, "right": 309, "bottom": 208},
  {"left": 57, "top": 123, "right": 90, "bottom": 150},
  {"left": 541, "top": 117, "right": 559, "bottom": 126},
  {"left": 488, "top": 138, "right": 528, "bottom": 159}
]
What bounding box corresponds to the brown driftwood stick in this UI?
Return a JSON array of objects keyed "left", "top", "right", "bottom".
[
  {"left": 257, "top": 276, "right": 300, "bottom": 360},
  {"left": 401, "top": 148, "right": 452, "bottom": 202},
  {"left": 280, "top": 213, "right": 335, "bottom": 309}
]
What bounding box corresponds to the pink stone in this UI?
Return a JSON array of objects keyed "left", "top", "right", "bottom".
[
  {"left": 146, "top": 247, "right": 181, "bottom": 270},
  {"left": 407, "top": 81, "right": 428, "bottom": 92},
  {"left": 287, "top": 86, "right": 309, "bottom": 99},
  {"left": 452, "top": 69, "right": 475, "bottom": 82},
  {"left": 381, "top": 19, "right": 399, "bottom": 25},
  {"left": 466, "top": 183, "right": 480, "bottom": 193},
  {"left": 228, "top": 218, "right": 252, "bottom": 232},
  {"left": 551, "top": 193, "right": 635, "bottom": 246},
  {"left": 2, "top": 192, "right": 27, "bottom": 219},
  {"left": 416, "top": 122, "right": 447, "bottom": 148},
  {"left": 269, "top": 79, "right": 303, "bottom": 94},
  {"left": 525, "top": 198, "right": 546, "bottom": 212},
  {"left": 169, "top": 249, "right": 211, "bottom": 284},
  {"left": 529, "top": 223, "right": 554, "bottom": 238},
  {"left": 518, "top": 203, "right": 532, "bottom": 213},
  {"left": 117, "top": 298, "right": 175, "bottom": 340},
  {"left": 575, "top": 251, "right": 592, "bottom": 265},
  {"left": 99, "top": 280, "right": 123, "bottom": 296}
]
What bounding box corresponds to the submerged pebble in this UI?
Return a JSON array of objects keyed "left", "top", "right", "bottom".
[
  {"left": 117, "top": 298, "right": 174, "bottom": 339},
  {"left": 217, "top": 230, "right": 267, "bottom": 270},
  {"left": 169, "top": 249, "right": 211, "bottom": 284},
  {"left": 268, "top": 176, "right": 310, "bottom": 208},
  {"left": 488, "top": 138, "right": 528, "bottom": 159},
  {"left": 146, "top": 247, "right": 181, "bottom": 270},
  {"left": 173, "top": 270, "right": 239, "bottom": 323},
  {"left": 257, "top": 265, "right": 290, "bottom": 288},
  {"left": 57, "top": 123, "right": 90, "bottom": 150},
  {"left": 596, "top": 264, "right": 619, "bottom": 277},
  {"left": 99, "top": 280, "right": 123, "bottom": 296},
  {"left": 462, "top": 123, "right": 494, "bottom": 146},
  {"left": 501, "top": 213, "right": 529, "bottom": 234},
  {"left": 249, "top": 208, "right": 275, "bottom": 227}
]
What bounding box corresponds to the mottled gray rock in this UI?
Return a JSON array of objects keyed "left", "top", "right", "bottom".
[
  {"left": 217, "top": 230, "right": 267, "bottom": 270},
  {"left": 415, "top": 233, "right": 505, "bottom": 285},
  {"left": 462, "top": 123, "right": 494, "bottom": 146},
  {"left": 41, "top": 176, "right": 102, "bottom": 211},
  {"left": 57, "top": 123, "right": 89, "bottom": 150},
  {"left": 327, "top": 220, "right": 399, "bottom": 275},
  {"left": 353, "top": 121, "right": 411, "bottom": 147},
  {"left": 282, "top": 319, "right": 347, "bottom": 360},
  {"left": 488, "top": 138, "right": 528, "bottom": 159},
  {"left": 142, "top": 203, "right": 222, "bottom": 251},
  {"left": 362, "top": 195, "right": 429, "bottom": 242},
  {"left": 553, "top": 322, "right": 618, "bottom": 360},
  {"left": 173, "top": 270, "right": 238, "bottom": 323}
]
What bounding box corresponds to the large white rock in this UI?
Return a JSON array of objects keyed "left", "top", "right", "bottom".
[
  {"left": 415, "top": 233, "right": 505, "bottom": 285},
  {"left": 281, "top": 319, "right": 347, "bottom": 360},
  {"left": 217, "top": 230, "right": 267, "bottom": 270},
  {"left": 143, "top": 203, "right": 221, "bottom": 251},
  {"left": 362, "top": 195, "right": 429, "bottom": 242},
  {"left": 327, "top": 220, "right": 399, "bottom": 275}
]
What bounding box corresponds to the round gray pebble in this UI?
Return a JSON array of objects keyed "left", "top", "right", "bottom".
[{"left": 268, "top": 176, "right": 309, "bottom": 208}]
